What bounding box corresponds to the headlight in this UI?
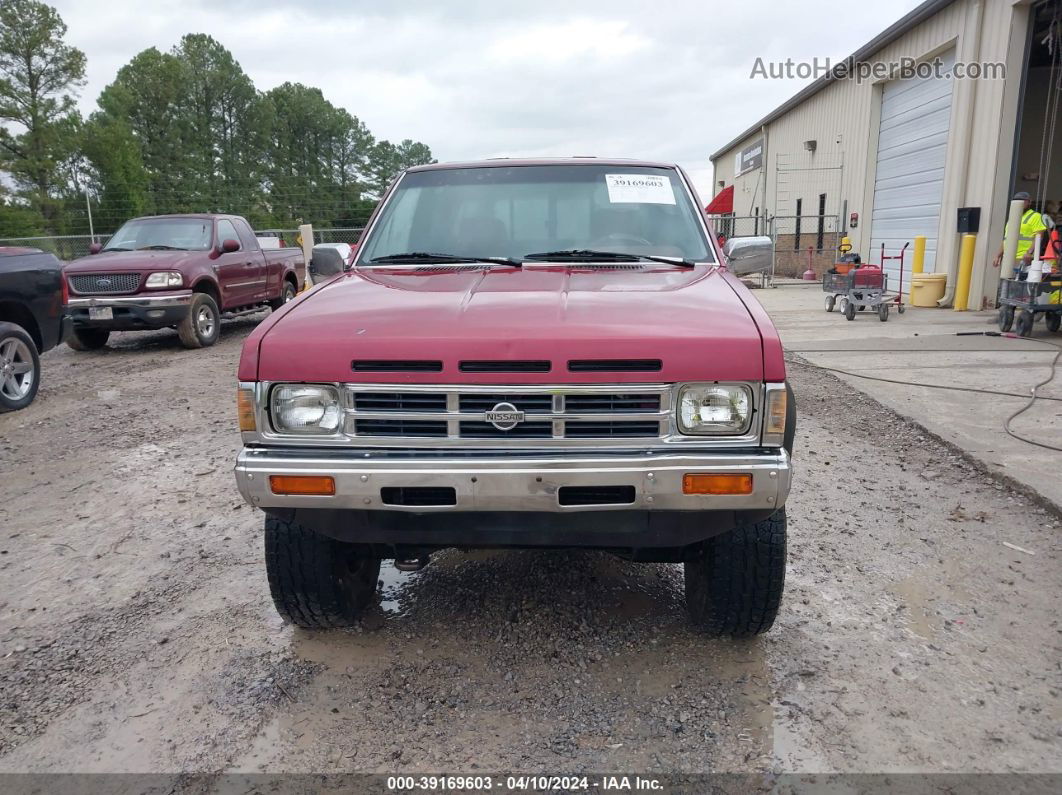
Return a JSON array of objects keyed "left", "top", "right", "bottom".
[
  {"left": 271, "top": 384, "right": 342, "bottom": 434},
  {"left": 676, "top": 384, "right": 752, "bottom": 435},
  {"left": 145, "top": 271, "right": 183, "bottom": 289}
]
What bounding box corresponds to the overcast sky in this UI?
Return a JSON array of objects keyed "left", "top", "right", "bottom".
[{"left": 51, "top": 0, "right": 923, "bottom": 199}]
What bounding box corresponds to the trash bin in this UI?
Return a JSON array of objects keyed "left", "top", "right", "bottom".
[{"left": 910, "top": 272, "right": 947, "bottom": 307}]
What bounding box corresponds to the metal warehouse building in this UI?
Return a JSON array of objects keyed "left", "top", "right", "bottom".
[{"left": 709, "top": 0, "right": 1061, "bottom": 308}]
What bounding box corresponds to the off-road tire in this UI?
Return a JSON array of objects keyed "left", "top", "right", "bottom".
[
  {"left": 264, "top": 515, "right": 381, "bottom": 629},
  {"left": 684, "top": 508, "right": 787, "bottom": 638},
  {"left": 269, "top": 281, "right": 297, "bottom": 311},
  {"left": 177, "top": 292, "right": 220, "bottom": 349},
  {"left": 66, "top": 327, "right": 110, "bottom": 351},
  {"left": 0, "top": 322, "right": 40, "bottom": 412}
]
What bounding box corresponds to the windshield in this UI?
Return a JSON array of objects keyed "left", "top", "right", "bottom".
[
  {"left": 105, "top": 218, "right": 213, "bottom": 251},
  {"left": 357, "top": 165, "right": 712, "bottom": 264}
]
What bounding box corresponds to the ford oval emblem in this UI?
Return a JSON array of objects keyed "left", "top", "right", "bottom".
[
  {"left": 485, "top": 402, "right": 524, "bottom": 431},
  {"left": 96, "top": 277, "right": 112, "bottom": 288}
]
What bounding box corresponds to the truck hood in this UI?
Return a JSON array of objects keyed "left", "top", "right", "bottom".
[
  {"left": 254, "top": 265, "right": 768, "bottom": 384},
  {"left": 64, "top": 250, "right": 204, "bottom": 273}
]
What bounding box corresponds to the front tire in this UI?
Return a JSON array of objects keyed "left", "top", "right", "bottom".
[
  {"left": 264, "top": 515, "right": 382, "bottom": 629},
  {"left": 177, "top": 293, "right": 220, "bottom": 349},
  {"left": 824, "top": 295, "right": 835, "bottom": 312},
  {"left": 0, "top": 322, "right": 40, "bottom": 412},
  {"left": 684, "top": 509, "right": 787, "bottom": 637},
  {"left": 66, "top": 327, "right": 110, "bottom": 351}
]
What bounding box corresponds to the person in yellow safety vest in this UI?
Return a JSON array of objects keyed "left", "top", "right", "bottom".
[{"left": 993, "top": 191, "right": 1048, "bottom": 271}]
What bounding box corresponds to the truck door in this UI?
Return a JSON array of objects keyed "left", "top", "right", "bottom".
[
  {"left": 215, "top": 219, "right": 261, "bottom": 307},
  {"left": 234, "top": 218, "right": 271, "bottom": 301}
]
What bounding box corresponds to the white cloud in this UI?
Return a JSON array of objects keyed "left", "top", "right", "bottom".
[{"left": 486, "top": 19, "right": 649, "bottom": 63}]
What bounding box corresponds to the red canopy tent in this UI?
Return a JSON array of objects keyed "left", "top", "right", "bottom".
[{"left": 704, "top": 184, "right": 734, "bottom": 215}]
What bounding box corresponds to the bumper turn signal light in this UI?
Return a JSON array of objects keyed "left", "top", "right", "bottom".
[
  {"left": 682, "top": 473, "right": 753, "bottom": 495},
  {"left": 269, "top": 475, "right": 336, "bottom": 496}
]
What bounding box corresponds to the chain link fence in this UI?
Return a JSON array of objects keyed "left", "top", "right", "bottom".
[
  {"left": 0, "top": 227, "right": 366, "bottom": 260},
  {"left": 0, "top": 234, "right": 104, "bottom": 261},
  {"left": 769, "top": 215, "right": 842, "bottom": 278}
]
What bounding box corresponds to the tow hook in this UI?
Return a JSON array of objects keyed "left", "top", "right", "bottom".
[{"left": 394, "top": 556, "right": 429, "bottom": 572}]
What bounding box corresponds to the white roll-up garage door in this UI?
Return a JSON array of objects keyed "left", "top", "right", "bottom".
[{"left": 869, "top": 50, "right": 955, "bottom": 291}]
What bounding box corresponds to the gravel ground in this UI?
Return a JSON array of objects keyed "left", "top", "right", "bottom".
[{"left": 0, "top": 317, "right": 1059, "bottom": 778}]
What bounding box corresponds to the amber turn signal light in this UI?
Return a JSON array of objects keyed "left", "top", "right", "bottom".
[
  {"left": 237, "top": 387, "right": 257, "bottom": 432},
  {"left": 682, "top": 473, "right": 753, "bottom": 495},
  {"left": 269, "top": 475, "right": 336, "bottom": 496}
]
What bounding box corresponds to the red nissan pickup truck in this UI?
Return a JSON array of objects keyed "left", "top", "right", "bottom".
[
  {"left": 235, "top": 159, "right": 794, "bottom": 637},
  {"left": 64, "top": 213, "right": 305, "bottom": 350}
]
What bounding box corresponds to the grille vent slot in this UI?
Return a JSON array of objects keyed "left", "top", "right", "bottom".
[
  {"left": 459, "top": 360, "right": 550, "bottom": 373},
  {"left": 568, "top": 359, "right": 662, "bottom": 372},
  {"left": 352, "top": 360, "right": 443, "bottom": 372}
]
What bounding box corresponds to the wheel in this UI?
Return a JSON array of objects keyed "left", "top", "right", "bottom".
[
  {"left": 844, "top": 299, "right": 856, "bottom": 321},
  {"left": 998, "top": 305, "right": 1015, "bottom": 332},
  {"left": 684, "top": 509, "right": 787, "bottom": 637},
  {"left": 1016, "top": 310, "right": 1034, "bottom": 338},
  {"left": 878, "top": 303, "right": 889, "bottom": 322},
  {"left": 898, "top": 304, "right": 906, "bottom": 314},
  {"left": 264, "top": 515, "right": 382, "bottom": 629},
  {"left": 177, "top": 293, "right": 220, "bottom": 348},
  {"left": 1046, "top": 313, "right": 1060, "bottom": 333},
  {"left": 0, "top": 322, "right": 40, "bottom": 412},
  {"left": 269, "top": 281, "right": 297, "bottom": 311},
  {"left": 825, "top": 295, "right": 836, "bottom": 313},
  {"left": 66, "top": 327, "right": 109, "bottom": 351}
]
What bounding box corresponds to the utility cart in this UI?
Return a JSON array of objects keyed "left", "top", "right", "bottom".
[
  {"left": 997, "top": 275, "right": 1062, "bottom": 336},
  {"left": 823, "top": 267, "right": 906, "bottom": 321}
]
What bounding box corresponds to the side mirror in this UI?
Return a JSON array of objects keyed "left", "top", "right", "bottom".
[
  {"left": 89, "top": 243, "right": 102, "bottom": 255},
  {"left": 310, "top": 247, "right": 346, "bottom": 278},
  {"left": 220, "top": 238, "right": 240, "bottom": 254},
  {"left": 722, "top": 235, "right": 773, "bottom": 276}
]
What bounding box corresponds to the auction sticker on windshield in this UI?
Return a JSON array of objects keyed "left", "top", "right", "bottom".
[{"left": 605, "top": 173, "right": 676, "bottom": 205}]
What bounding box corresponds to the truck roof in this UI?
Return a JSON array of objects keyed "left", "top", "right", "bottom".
[
  {"left": 406, "top": 157, "right": 679, "bottom": 173},
  {"left": 125, "top": 213, "right": 242, "bottom": 222}
]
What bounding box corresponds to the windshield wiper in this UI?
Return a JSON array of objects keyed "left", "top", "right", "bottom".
[
  {"left": 137, "top": 245, "right": 187, "bottom": 251},
  {"left": 523, "top": 249, "right": 697, "bottom": 267},
  {"left": 369, "top": 252, "right": 522, "bottom": 267},
  {"left": 101, "top": 246, "right": 132, "bottom": 252}
]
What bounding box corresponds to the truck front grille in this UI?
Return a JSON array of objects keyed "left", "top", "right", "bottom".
[
  {"left": 68, "top": 273, "right": 141, "bottom": 294},
  {"left": 344, "top": 385, "right": 670, "bottom": 445}
]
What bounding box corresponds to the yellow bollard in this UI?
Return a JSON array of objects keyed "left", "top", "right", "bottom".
[
  {"left": 953, "top": 234, "right": 976, "bottom": 311},
  {"left": 912, "top": 236, "right": 926, "bottom": 275}
]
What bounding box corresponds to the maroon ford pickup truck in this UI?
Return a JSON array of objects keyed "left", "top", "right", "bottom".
[
  {"left": 64, "top": 214, "right": 305, "bottom": 350},
  {"left": 235, "top": 159, "right": 794, "bottom": 637}
]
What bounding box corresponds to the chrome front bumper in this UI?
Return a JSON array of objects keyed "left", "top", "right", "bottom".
[
  {"left": 67, "top": 290, "right": 194, "bottom": 309},
  {"left": 235, "top": 447, "right": 791, "bottom": 513}
]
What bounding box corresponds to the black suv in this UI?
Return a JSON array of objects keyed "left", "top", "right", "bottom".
[{"left": 0, "top": 247, "right": 69, "bottom": 411}]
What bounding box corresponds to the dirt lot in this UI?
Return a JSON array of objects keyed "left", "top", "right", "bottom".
[{"left": 0, "top": 316, "right": 1059, "bottom": 780}]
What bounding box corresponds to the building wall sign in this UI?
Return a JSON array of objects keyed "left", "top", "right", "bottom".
[{"left": 735, "top": 139, "right": 764, "bottom": 176}]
